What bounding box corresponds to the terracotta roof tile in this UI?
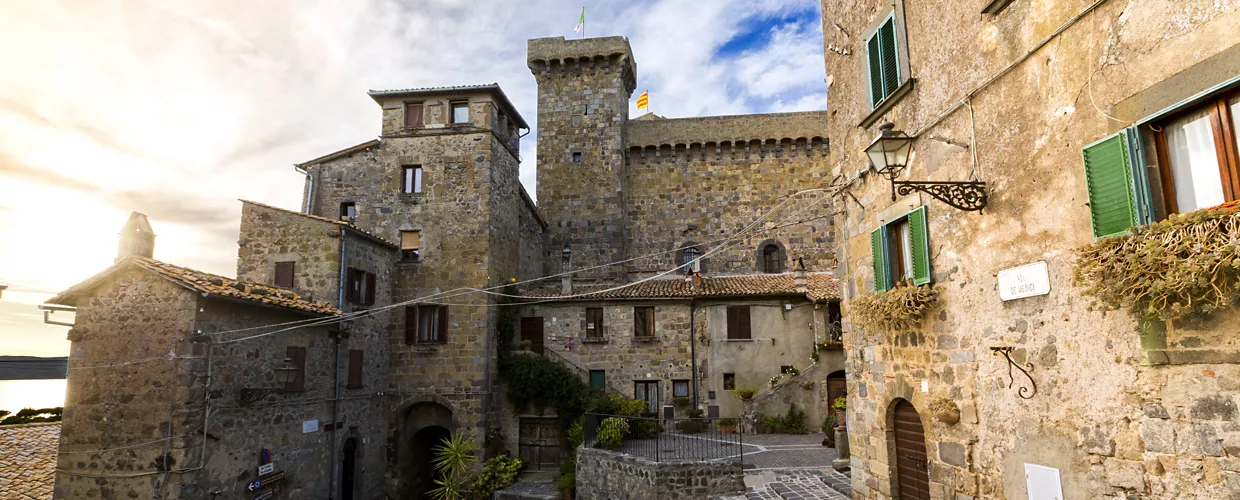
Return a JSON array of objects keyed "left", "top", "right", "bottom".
[
  {"left": 240, "top": 200, "right": 397, "bottom": 248},
  {"left": 521, "top": 272, "right": 838, "bottom": 302},
  {"left": 0, "top": 422, "right": 60, "bottom": 500},
  {"left": 47, "top": 257, "right": 340, "bottom": 316}
]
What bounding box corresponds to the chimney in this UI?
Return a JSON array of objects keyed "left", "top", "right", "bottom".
[
  {"left": 793, "top": 258, "right": 808, "bottom": 293},
  {"left": 561, "top": 244, "right": 573, "bottom": 295},
  {"left": 117, "top": 212, "right": 156, "bottom": 261}
]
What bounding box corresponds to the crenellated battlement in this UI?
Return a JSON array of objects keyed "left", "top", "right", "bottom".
[
  {"left": 527, "top": 36, "right": 637, "bottom": 96},
  {"left": 626, "top": 137, "right": 828, "bottom": 164},
  {"left": 625, "top": 110, "right": 829, "bottom": 150}
]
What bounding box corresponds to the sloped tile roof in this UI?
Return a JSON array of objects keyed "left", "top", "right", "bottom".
[
  {"left": 240, "top": 200, "right": 398, "bottom": 248},
  {"left": 521, "top": 272, "right": 838, "bottom": 302},
  {"left": 47, "top": 256, "right": 340, "bottom": 316},
  {"left": 0, "top": 422, "right": 60, "bottom": 500}
]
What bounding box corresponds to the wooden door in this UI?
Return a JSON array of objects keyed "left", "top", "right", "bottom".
[
  {"left": 893, "top": 400, "right": 929, "bottom": 500},
  {"left": 826, "top": 372, "right": 847, "bottom": 410},
  {"left": 520, "top": 317, "right": 544, "bottom": 355},
  {"left": 518, "top": 417, "right": 560, "bottom": 470}
]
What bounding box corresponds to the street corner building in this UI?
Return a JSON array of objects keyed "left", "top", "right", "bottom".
[
  {"left": 42, "top": 34, "right": 844, "bottom": 499},
  {"left": 819, "top": 0, "right": 1240, "bottom": 498}
]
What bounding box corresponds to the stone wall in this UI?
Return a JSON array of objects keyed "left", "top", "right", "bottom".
[
  {"left": 575, "top": 446, "right": 744, "bottom": 500},
  {"left": 749, "top": 350, "right": 847, "bottom": 431},
  {"left": 236, "top": 202, "right": 345, "bottom": 303},
  {"left": 820, "top": 0, "right": 1240, "bottom": 497}
]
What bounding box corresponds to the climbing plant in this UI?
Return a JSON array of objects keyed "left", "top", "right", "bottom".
[
  {"left": 850, "top": 284, "right": 938, "bottom": 332},
  {"left": 1074, "top": 202, "right": 1240, "bottom": 322}
]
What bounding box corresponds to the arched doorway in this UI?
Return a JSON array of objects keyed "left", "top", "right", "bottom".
[
  {"left": 341, "top": 437, "right": 358, "bottom": 500},
  {"left": 890, "top": 399, "right": 929, "bottom": 500},
  {"left": 399, "top": 401, "right": 455, "bottom": 499},
  {"left": 825, "top": 370, "right": 847, "bottom": 412}
]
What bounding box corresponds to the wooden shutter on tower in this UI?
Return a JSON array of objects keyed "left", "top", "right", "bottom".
[
  {"left": 437, "top": 305, "right": 449, "bottom": 343},
  {"left": 285, "top": 346, "right": 306, "bottom": 391},
  {"left": 347, "top": 350, "right": 363, "bottom": 388},
  {"left": 871, "top": 228, "right": 888, "bottom": 292},
  {"left": 908, "top": 207, "right": 931, "bottom": 286},
  {"left": 401, "top": 231, "right": 420, "bottom": 251},
  {"left": 364, "top": 272, "right": 376, "bottom": 305},
  {"left": 405, "top": 103, "right": 423, "bottom": 128},
  {"left": 1082, "top": 134, "right": 1138, "bottom": 238},
  {"left": 404, "top": 306, "right": 418, "bottom": 345},
  {"left": 274, "top": 262, "right": 295, "bottom": 288}
]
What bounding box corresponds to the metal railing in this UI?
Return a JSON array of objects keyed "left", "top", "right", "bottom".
[{"left": 583, "top": 412, "right": 745, "bottom": 467}]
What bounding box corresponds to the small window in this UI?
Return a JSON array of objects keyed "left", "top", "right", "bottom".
[
  {"left": 589, "top": 370, "right": 606, "bottom": 390},
  {"left": 634, "top": 380, "right": 660, "bottom": 415},
  {"left": 274, "top": 261, "right": 295, "bottom": 288},
  {"left": 401, "top": 231, "right": 420, "bottom": 261},
  {"left": 673, "top": 380, "right": 690, "bottom": 398},
  {"left": 871, "top": 206, "right": 930, "bottom": 292},
  {"left": 285, "top": 346, "right": 306, "bottom": 391},
  {"left": 405, "top": 102, "right": 424, "bottom": 128},
  {"left": 339, "top": 202, "right": 356, "bottom": 221},
  {"left": 726, "top": 306, "right": 751, "bottom": 340},
  {"left": 451, "top": 101, "right": 469, "bottom": 124},
  {"left": 762, "top": 244, "right": 783, "bottom": 273},
  {"left": 402, "top": 165, "right": 423, "bottom": 194},
  {"left": 585, "top": 308, "right": 604, "bottom": 339},
  {"left": 681, "top": 246, "right": 701, "bottom": 272},
  {"left": 346, "top": 268, "right": 376, "bottom": 305},
  {"left": 781, "top": 366, "right": 795, "bottom": 374},
  {"left": 1153, "top": 93, "right": 1240, "bottom": 214},
  {"left": 347, "top": 350, "right": 364, "bottom": 388},
  {"left": 723, "top": 373, "right": 735, "bottom": 391},
  {"left": 865, "top": 14, "right": 902, "bottom": 109},
  {"left": 634, "top": 306, "right": 655, "bottom": 338},
  {"left": 571, "top": 151, "right": 582, "bottom": 163},
  {"left": 405, "top": 305, "right": 449, "bottom": 344}
]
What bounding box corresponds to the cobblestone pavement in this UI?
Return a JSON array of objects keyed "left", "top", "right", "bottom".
[{"left": 707, "top": 433, "right": 852, "bottom": 500}]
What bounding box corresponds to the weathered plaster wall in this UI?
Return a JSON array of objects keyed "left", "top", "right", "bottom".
[
  {"left": 820, "top": 0, "right": 1240, "bottom": 497},
  {"left": 575, "top": 446, "right": 744, "bottom": 500},
  {"left": 750, "top": 350, "right": 848, "bottom": 430}
]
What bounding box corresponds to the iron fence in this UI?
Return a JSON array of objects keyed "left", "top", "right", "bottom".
[{"left": 583, "top": 412, "right": 746, "bottom": 467}]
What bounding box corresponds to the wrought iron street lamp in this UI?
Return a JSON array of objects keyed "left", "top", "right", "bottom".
[
  {"left": 864, "top": 122, "right": 988, "bottom": 212},
  {"left": 561, "top": 245, "right": 572, "bottom": 265},
  {"left": 240, "top": 356, "right": 298, "bottom": 404}
]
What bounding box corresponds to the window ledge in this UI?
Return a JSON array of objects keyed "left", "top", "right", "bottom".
[
  {"left": 580, "top": 337, "right": 607, "bottom": 344},
  {"left": 346, "top": 384, "right": 364, "bottom": 390},
  {"left": 634, "top": 336, "right": 657, "bottom": 342},
  {"left": 398, "top": 194, "right": 424, "bottom": 203},
  {"left": 724, "top": 339, "right": 754, "bottom": 343},
  {"left": 411, "top": 345, "right": 440, "bottom": 353},
  {"left": 859, "top": 78, "right": 917, "bottom": 129}
]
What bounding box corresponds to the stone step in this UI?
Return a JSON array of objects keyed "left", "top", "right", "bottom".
[{"left": 493, "top": 480, "right": 559, "bottom": 500}]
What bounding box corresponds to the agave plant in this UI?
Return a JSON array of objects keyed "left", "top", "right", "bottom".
[{"left": 428, "top": 431, "right": 477, "bottom": 500}]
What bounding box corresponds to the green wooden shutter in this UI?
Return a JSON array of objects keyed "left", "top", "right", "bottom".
[
  {"left": 908, "top": 206, "right": 931, "bottom": 285},
  {"left": 1082, "top": 134, "right": 1138, "bottom": 238},
  {"left": 878, "top": 17, "right": 899, "bottom": 100},
  {"left": 867, "top": 33, "right": 883, "bottom": 108},
  {"left": 871, "top": 227, "right": 888, "bottom": 293}
]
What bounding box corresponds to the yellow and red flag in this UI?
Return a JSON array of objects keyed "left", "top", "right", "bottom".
[{"left": 636, "top": 91, "right": 649, "bottom": 110}]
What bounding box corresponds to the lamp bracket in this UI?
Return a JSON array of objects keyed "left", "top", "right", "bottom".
[
  {"left": 989, "top": 346, "right": 1037, "bottom": 399},
  {"left": 891, "top": 180, "right": 988, "bottom": 212}
]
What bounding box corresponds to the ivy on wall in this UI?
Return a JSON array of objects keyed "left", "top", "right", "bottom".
[{"left": 1074, "top": 202, "right": 1240, "bottom": 322}]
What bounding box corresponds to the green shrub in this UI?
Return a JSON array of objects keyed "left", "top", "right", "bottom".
[
  {"left": 758, "top": 414, "right": 780, "bottom": 433},
  {"left": 781, "top": 404, "right": 809, "bottom": 434},
  {"left": 610, "top": 395, "right": 648, "bottom": 417},
  {"left": 499, "top": 352, "right": 592, "bottom": 424},
  {"left": 629, "top": 418, "right": 660, "bottom": 439},
  {"left": 718, "top": 418, "right": 737, "bottom": 427},
  {"left": 821, "top": 416, "right": 835, "bottom": 434},
  {"left": 598, "top": 417, "right": 629, "bottom": 450},
  {"left": 471, "top": 454, "right": 523, "bottom": 499},
  {"left": 832, "top": 396, "right": 847, "bottom": 412},
  {"left": 568, "top": 417, "right": 584, "bottom": 449},
  {"left": 676, "top": 410, "right": 707, "bottom": 434},
  {"left": 557, "top": 463, "right": 576, "bottom": 490}
]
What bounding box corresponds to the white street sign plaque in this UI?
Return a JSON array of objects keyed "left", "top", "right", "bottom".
[
  {"left": 258, "top": 463, "right": 274, "bottom": 476},
  {"left": 998, "top": 261, "right": 1050, "bottom": 301},
  {"left": 302, "top": 419, "right": 319, "bottom": 434}
]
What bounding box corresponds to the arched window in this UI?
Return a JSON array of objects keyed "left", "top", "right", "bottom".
[
  {"left": 682, "top": 246, "right": 701, "bottom": 272},
  {"left": 762, "top": 244, "right": 782, "bottom": 273}
]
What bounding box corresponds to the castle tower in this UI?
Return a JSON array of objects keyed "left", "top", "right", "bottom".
[
  {"left": 116, "top": 211, "right": 155, "bottom": 261},
  {"left": 528, "top": 36, "right": 637, "bottom": 282}
]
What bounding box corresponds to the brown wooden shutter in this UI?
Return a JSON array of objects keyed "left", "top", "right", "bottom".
[
  {"left": 405, "top": 306, "right": 418, "bottom": 345},
  {"left": 345, "top": 268, "right": 358, "bottom": 303},
  {"left": 285, "top": 346, "right": 306, "bottom": 391},
  {"left": 365, "top": 272, "right": 376, "bottom": 305},
  {"left": 405, "top": 103, "right": 423, "bottom": 128},
  {"left": 401, "top": 231, "right": 420, "bottom": 251},
  {"left": 274, "top": 262, "right": 295, "bottom": 288},
  {"left": 739, "top": 307, "right": 752, "bottom": 339},
  {"left": 438, "top": 305, "right": 449, "bottom": 343},
  {"left": 347, "top": 350, "right": 363, "bottom": 388}
]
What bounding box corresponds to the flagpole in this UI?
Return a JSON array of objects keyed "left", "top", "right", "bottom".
[{"left": 583, "top": 8, "right": 586, "bottom": 39}]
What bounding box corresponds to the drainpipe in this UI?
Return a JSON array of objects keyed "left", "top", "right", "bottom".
[
  {"left": 689, "top": 299, "right": 698, "bottom": 409},
  {"left": 329, "top": 232, "right": 348, "bottom": 499},
  {"left": 296, "top": 164, "right": 315, "bottom": 214}
]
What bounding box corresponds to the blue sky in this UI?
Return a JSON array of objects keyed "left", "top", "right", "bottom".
[{"left": 0, "top": 0, "right": 828, "bottom": 357}]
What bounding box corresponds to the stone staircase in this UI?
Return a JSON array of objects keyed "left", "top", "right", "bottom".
[{"left": 710, "top": 469, "right": 852, "bottom": 500}]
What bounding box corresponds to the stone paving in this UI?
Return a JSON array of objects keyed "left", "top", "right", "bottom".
[{"left": 709, "top": 433, "right": 853, "bottom": 500}]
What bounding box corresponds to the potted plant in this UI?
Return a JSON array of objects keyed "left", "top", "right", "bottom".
[
  {"left": 718, "top": 418, "right": 737, "bottom": 434},
  {"left": 832, "top": 396, "right": 847, "bottom": 430},
  {"left": 931, "top": 397, "right": 960, "bottom": 425},
  {"left": 783, "top": 365, "right": 800, "bottom": 376},
  {"left": 731, "top": 384, "right": 757, "bottom": 401},
  {"left": 769, "top": 375, "right": 782, "bottom": 387},
  {"left": 800, "top": 381, "right": 815, "bottom": 390},
  {"left": 558, "top": 460, "right": 576, "bottom": 500},
  {"left": 519, "top": 339, "right": 532, "bottom": 351}
]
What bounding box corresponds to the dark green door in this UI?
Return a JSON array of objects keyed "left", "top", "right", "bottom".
[{"left": 589, "top": 370, "right": 605, "bottom": 390}]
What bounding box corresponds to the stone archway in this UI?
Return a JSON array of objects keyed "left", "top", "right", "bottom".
[{"left": 398, "top": 401, "right": 455, "bottom": 499}]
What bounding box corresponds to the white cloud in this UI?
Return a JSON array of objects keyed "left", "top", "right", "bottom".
[{"left": 0, "top": 0, "right": 826, "bottom": 355}]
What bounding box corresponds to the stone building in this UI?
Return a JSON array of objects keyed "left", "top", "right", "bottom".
[
  {"left": 820, "top": 0, "right": 1240, "bottom": 498},
  {"left": 47, "top": 33, "right": 844, "bottom": 500}
]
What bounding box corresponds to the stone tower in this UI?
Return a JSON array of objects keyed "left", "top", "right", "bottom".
[
  {"left": 528, "top": 36, "right": 637, "bottom": 282},
  {"left": 116, "top": 211, "right": 154, "bottom": 260}
]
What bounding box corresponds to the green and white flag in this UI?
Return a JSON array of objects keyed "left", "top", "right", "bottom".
[{"left": 574, "top": 7, "right": 584, "bottom": 34}]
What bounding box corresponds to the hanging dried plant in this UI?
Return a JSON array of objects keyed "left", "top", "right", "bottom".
[
  {"left": 850, "top": 284, "right": 938, "bottom": 332},
  {"left": 1073, "top": 201, "right": 1240, "bottom": 322}
]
